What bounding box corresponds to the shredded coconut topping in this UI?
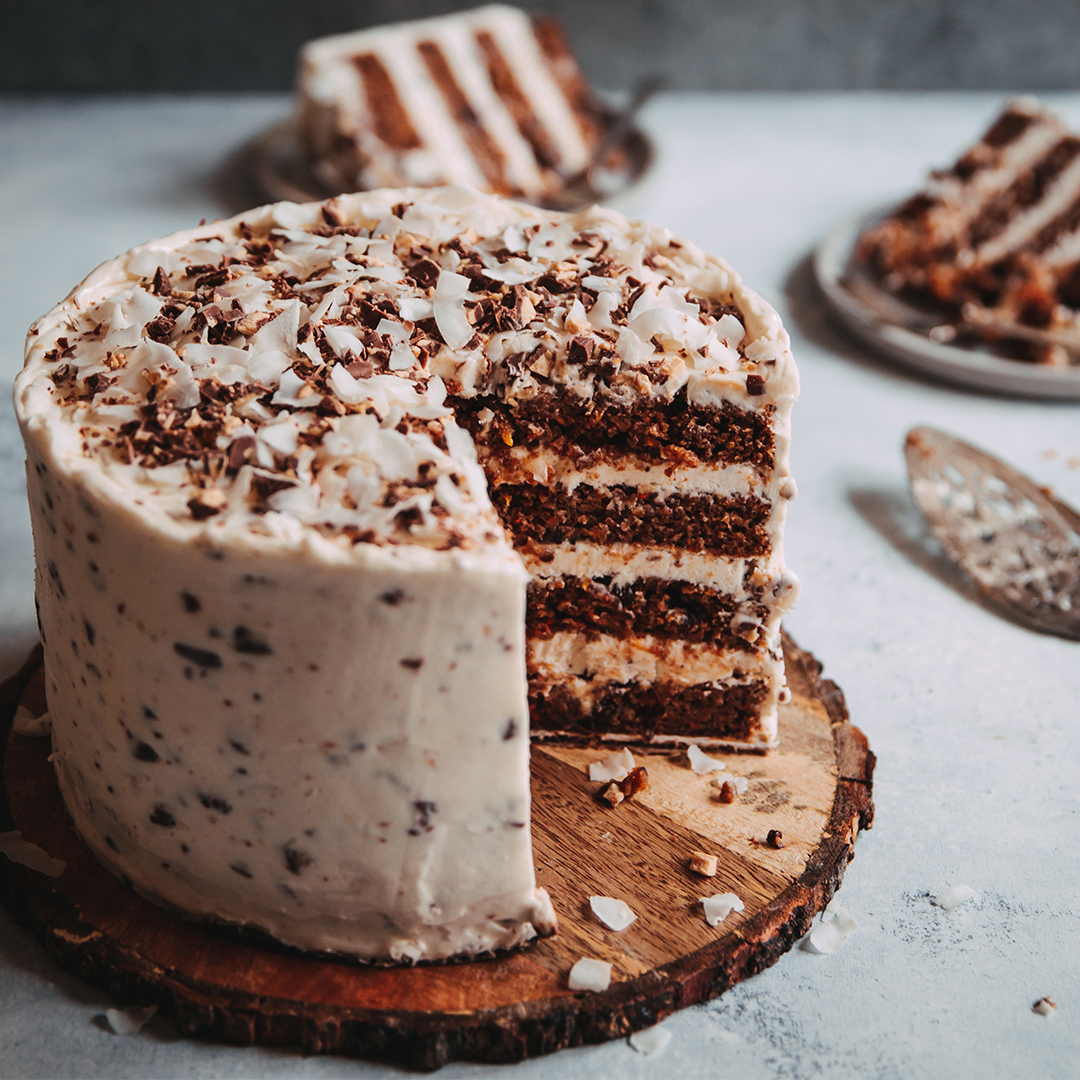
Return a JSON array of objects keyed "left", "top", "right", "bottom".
[{"left": 21, "top": 186, "right": 791, "bottom": 558}]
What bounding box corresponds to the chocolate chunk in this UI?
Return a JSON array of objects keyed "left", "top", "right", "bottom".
[
  {"left": 142, "top": 706, "right": 157, "bottom": 720},
  {"left": 133, "top": 740, "right": 159, "bottom": 763},
  {"left": 408, "top": 800, "right": 437, "bottom": 835},
  {"left": 346, "top": 358, "right": 374, "bottom": 379},
  {"left": 149, "top": 805, "right": 175, "bottom": 827},
  {"left": 503, "top": 719, "right": 518, "bottom": 740},
  {"left": 400, "top": 657, "right": 424, "bottom": 670},
  {"left": 380, "top": 588, "right": 405, "bottom": 606},
  {"left": 180, "top": 591, "right": 201, "bottom": 613},
  {"left": 746, "top": 374, "right": 766, "bottom": 396},
  {"left": 83, "top": 619, "right": 95, "bottom": 644},
  {"left": 284, "top": 846, "right": 314, "bottom": 875},
  {"left": 198, "top": 793, "right": 233, "bottom": 814},
  {"left": 229, "top": 862, "right": 253, "bottom": 879},
  {"left": 567, "top": 335, "right": 595, "bottom": 365},
  {"left": 227, "top": 436, "right": 255, "bottom": 470},
  {"left": 233, "top": 626, "right": 272, "bottom": 655},
  {"left": 406, "top": 258, "right": 441, "bottom": 289},
  {"left": 229, "top": 740, "right": 250, "bottom": 755},
  {"left": 174, "top": 643, "right": 222, "bottom": 669}
]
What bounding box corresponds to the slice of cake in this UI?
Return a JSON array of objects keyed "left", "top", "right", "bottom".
[
  {"left": 858, "top": 98, "right": 1080, "bottom": 364},
  {"left": 15, "top": 185, "right": 798, "bottom": 962},
  {"left": 296, "top": 4, "right": 609, "bottom": 202}
]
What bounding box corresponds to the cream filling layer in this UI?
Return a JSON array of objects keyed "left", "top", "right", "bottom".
[
  {"left": 521, "top": 542, "right": 794, "bottom": 595},
  {"left": 527, "top": 630, "right": 773, "bottom": 688},
  {"left": 495, "top": 447, "right": 767, "bottom": 497}
]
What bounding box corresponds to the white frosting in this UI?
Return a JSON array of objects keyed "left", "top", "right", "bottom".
[{"left": 15, "top": 184, "right": 797, "bottom": 959}]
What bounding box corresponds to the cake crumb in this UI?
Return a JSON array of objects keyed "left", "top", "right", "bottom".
[
  {"left": 766, "top": 829, "right": 784, "bottom": 849},
  {"left": 718, "top": 780, "right": 737, "bottom": 804},
  {"left": 600, "top": 766, "right": 649, "bottom": 807},
  {"left": 689, "top": 851, "right": 718, "bottom": 877}
]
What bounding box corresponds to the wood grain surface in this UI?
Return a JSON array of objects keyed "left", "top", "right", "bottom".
[{"left": 0, "top": 635, "right": 874, "bottom": 1070}]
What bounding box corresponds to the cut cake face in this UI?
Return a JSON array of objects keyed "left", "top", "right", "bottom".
[
  {"left": 15, "top": 185, "right": 798, "bottom": 960},
  {"left": 295, "top": 4, "right": 609, "bottom": 202}
]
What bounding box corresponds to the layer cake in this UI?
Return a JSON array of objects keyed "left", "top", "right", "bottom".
[{"left": 16, "top": 185, "right": 798, "bottom": 961}]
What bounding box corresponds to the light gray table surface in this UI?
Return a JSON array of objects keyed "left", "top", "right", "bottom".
[{"left": 1, "top": 92, "right": 1079, "bottom": 1080}]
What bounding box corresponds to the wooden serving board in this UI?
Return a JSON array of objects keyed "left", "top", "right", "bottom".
[{"left": 0, "top": 635, "right": 873, "bottom": 1070}]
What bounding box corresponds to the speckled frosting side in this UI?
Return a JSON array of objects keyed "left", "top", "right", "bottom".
[{"left": 15, "top": 184, "right": 797, "bottom": 960}]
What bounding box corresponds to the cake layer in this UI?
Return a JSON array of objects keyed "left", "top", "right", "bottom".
[
  {"left": 526, "top": 575, "right": 768, "bottom": 650},
  {"left": 530, "top": 677, "right": 770, "bottom": 745},
  {"left": 494, "top": 483, "right": 771, "bottom": 556},
  {"left": 451, "top": 391, "right": 775, "bottom": 470}
]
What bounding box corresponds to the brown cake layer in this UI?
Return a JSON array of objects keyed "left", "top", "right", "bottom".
[
  {"left": 417, "top": 42, "right": 513, "bottom": 196},
  {"left": 529, "top": 677, "right": 768, "bottom": 742},
  {"left": 494, "top": 485, "right": 770, "bottom": 556},
  {"left": 352, "top": 55, "right": 422, "bottom": 150},
  {"left": 452, "top": 390, "right": 775, "bottom": 470},
  {"left": 475, "top": 30, "right": 561, "bottom": 174},
  {"left": 526, "top": 575, "right": 768, "bottom": 649}
]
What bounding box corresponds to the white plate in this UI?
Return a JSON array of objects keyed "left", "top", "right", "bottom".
[{"left": 813, "top": 206, "right": 1080, "bottom": 400}]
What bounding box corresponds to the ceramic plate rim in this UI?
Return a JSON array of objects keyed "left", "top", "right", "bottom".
[{"left": 813, "top": 205, "right": 1080, "bottom": 401}]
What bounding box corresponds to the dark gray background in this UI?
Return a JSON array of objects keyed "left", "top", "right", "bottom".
[{"left": 3, "top": 0, "right": 1080, "bottom": 93}]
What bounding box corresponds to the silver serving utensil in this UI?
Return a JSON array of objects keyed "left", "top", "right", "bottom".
[{"left": 905, "top": 426, "right": 1080, "bottom": 640}]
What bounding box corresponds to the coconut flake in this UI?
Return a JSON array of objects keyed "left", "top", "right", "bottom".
[
  {"left": 13, "top": 706, "right": 51, "bottom": 737},
  {"left": 933, "top": 884, "right": 975, "bottom": 911},
  {"left": 567, "top": 957, "right": 612, "bottom": 993},
  {"left": 105, "top": 1004, "right": 157, "bottom": 1035},
  {"left": 629, "top": 1025, "right": 672, "bottom": 1057},
  {"left": 687, "top": 744, "right": 726, "bottom": 775},
  {"left": 803, "top": 900, "right": 857, "bottom": 954},
  {"left": 588, "top": 747, "right": 635, "bottom": 782},
  {"left": 700, "top": 893, "right": 744, "bottom": 927},
  {"left": 0, "top": 831, "right": 66, "bottom": 877},
  {"left": 1033, "top": 997, "right": 1058, "bottom": 1017},
  {"left": 589, "top": 895, "right": 637, "bottom": 931}
]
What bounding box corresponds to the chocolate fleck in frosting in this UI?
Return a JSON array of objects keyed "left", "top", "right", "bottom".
[{"left": 16, "top": 184, "right": 797, "bottom": 963}]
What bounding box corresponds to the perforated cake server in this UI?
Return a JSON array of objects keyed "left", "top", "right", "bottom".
[{"left": 904, "top": 426, "right": 1080, "bottom": 641}]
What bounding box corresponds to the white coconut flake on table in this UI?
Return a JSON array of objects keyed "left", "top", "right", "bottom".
[
  {"left": 1033, "top": 997, "right": 1058, "bottom": 1017},
  {"left": 588, "top": 747, "right": 635, "bottom": 782},
  {"left": 0, "top": 831, "right": 66, "bottom": 878},
  {"left": 933, "top": 884, "right": 976, "bottom": 911},
  {"left": 105, "top": 1005, "right": 157, "bottom": 1036},
  {"left": 589, "top": 895, "right": 637, "bottom": 931},
  {"left": 687, "top": 744, "right": 727, "bottom": 775},
  {"left": 700, "top": 893, "right": 744, "bottom": 927},
  {"left": 568, "top": 957, "right": 613, "bottom": 993},
  {"left": 12, "top": 705, "right": 51, "bottom": 737},
  {"left": 803, "top": 900, "right": 857, "bottom": 954},
  {"left": 629, "top": 1025, "right": 673, "bottom": 1057}
]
